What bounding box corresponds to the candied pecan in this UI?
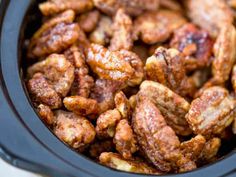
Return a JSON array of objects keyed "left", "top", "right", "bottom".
[
  {"left": 89, "top": 140, "right": 114, "bottom": 158},
  {"left": 28, "top": 54, "right": 75, "bottom": 97},
  {"left": 63, "top": 96, "right": 98, "bottom": 116},
  {"left": 109, "top": 8, "right": 133, "bottom": 51},
  {"left": 198, "top": 138, "right": 221, "bottom": 163},
  {"left": 93, "top": 0, "right": 160, "bottom": 16},
  {"left": 114, "top": 91, "right": 131, "bottom": 120},
  {"left": 77, "top": 10, "right": 100, "bottom": 33},
  {"left": 37, "top": 104, "right": 55, "bottom": 125},
  {"left": 27, "top": 73, "right": 62, "bottom": 109},
  {"left": 160, "top": 0, "right": 182, "bottom": 12},
  {"left": 86, "top": 44, "right": 134, "bottom": 81},
  {"left": 212, "top": 24, "right": 236, "bottom": 83},
  {"left": 64, "top": 45, "right": 94, "bottom": 97},
  {"left": 91, "top": 79, "right": 124, "bottom": 113},
  {"left": 186, "top": 86, "right": 236, "bottom": 136},
  {"left": 129, "top": 95, "right": 137, "bottom": 109},
  {"left": 132, "top": 99, "right": 195, "bottom": 172},
  {"left": 170, "top": 23, "right": 214, "bottom": 71},
  {"left": 145, "top": 47, "right": 195, "bottom": 97},
  {"left": 28, "top": 22, "right": 80, "bottom": 58},
  {"left": 54, "top": 110, "right": 96, "bottom": 150},
  {"left": 185, "top": 0, "right": 234, "bottom": 37},
  {"left": 133, "top": 10, "right": 187, "bottom": 44},
  {"left": 39, "top": 0, "right": 94, "bottom": 16},
  {"left": 89, "top": 16, "right": 113, "bottom": 45},
  {"left": 114, "top": 119, "right": 137, "bottom": 159},
  {"left": 138, "top": 81, "right": 192, "bottom": 136},
  {"left": 96, "top": 109, "right": 121, "bottom": 139},
  {"left": 180, "top": 135, "right": 206, "bottom": 161},
  {"left": 99, "top": 152, "right": 161, "bottom": 174},
  {"left": 119, "top": 50, "right": 144, "bottom": 86}
]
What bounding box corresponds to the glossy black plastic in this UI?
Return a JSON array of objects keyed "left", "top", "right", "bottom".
[{"left": 0, "top": 1, "right": 235, "bottom": 177}]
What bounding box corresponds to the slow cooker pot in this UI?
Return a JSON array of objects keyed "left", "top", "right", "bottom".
[{"left": 0, "top": 0, "right": 235, "bottom": 177}]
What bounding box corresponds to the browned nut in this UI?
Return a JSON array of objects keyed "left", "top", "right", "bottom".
[
  {"left": 63, "top": 96, "right": 98, "bottom": 116},
  {"left": 86, "top": 44, "right": 134, "bottom": 81},
  {"left": 64, "top": 45, "right": 94, "bottom": 98},
  {"left": 37, "top": 104, "right": 55, "bottom": 125},
  {"left": 99, "top": 152, "right": 161, "bottom": 174},
  {"left": 185, "top": 0, "right": 233, "bottom": 37},
  {"left": 96, "top": 109, "right": 121, "bottom": 139},
  {"left": 54, "top": 110, "right": 96, "bottom": 151},
  {"left": 114, "top": 119, "right": 137, "bottom": 159},
  {"left": 212, "top": 24, "right": 236, "bottom": 83},
  {"left": 198, "top": 138, "right": 221, "bottom": 163},
  {"left": 145, "top": 47, "right": 196, "bottom": 97},
  {"left": 129, "top": 95, "right": 137, "bottom": 110},
  {"left": 170, "top": 23, "right": 213, "bottom": 71},
  {"left": 89, "top": 16, "right": 113, "bottom": 45},
  {"left": 109, "top": 8, "right": 133, "bottom": 51},
  {"left": 138, "top": 81, "right": 192, "bottom": 136},
  {"left": 132, "top": 99, "right": 195, "bottom": 172},
  {"left": 180, "top": 135, "right": 206, "bottom": 161},
  {"left": 89, "top": 140, "right": 114, "bottom": 158},
  {"left": 160, "top": 0, "right": 182, "bottom": 12},
  {"left": 77, "top": 10, "right": 100, "bottom": 33},
  {"left": 93, "top": 0, "right": 160, "bottom": 16},
  {"left": 28, "top": 22, "right": 80, "bottom": 58},
  {"left": 39, "top": 0, "right": 94, "bottom": 16},
  {"left": 27, "top": 73, "right": 62, "bottom": 109},
  {"left": 28, "top": 54, "right": 75, "bottom": 97},
  {"left": 114, "top": 91, "right": 131, "bottom": 120},
  {"left": 133, "top": 10, "right": 187, "bottom": 44},
  {"left": 119, "top": 50, "right": 144, "bottom": 86},
  {"left": 186, "top": 86, "right": 236, "bottom": 136}
]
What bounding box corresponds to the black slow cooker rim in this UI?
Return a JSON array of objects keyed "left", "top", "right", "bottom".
[{"left": 0, "top": 0, "right": 235, "bottom": 177}]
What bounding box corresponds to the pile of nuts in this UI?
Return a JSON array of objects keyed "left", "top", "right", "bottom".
[{"left": 25, "top": 0, "right": 236, "bottom": 174}]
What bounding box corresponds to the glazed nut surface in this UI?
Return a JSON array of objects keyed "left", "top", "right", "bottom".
[
  {"left": 28, "top": 54, "right": 75, "bottom": 97},
  {"left": 186, "top": 86, "right": 236, "bottom": 136},
  {"left": 113, "top": 119, "right": 137, "bottom": 159},
  {"left": 132, "top": 99, "right": 195, "bottom": 172},
  {"left": 86, "top": 44, "right": 134, "bottom": 82},
  {"left": 133, "top": 10, "right": 187, "bottom": 44},
  {"left": 109, "top": 8, "right": 133, "bottom": 51},
  {"left": 138, "top": 81, "right": 192, "bottom": 136},
  {"left": 114, "top": 91, "right": 131, "bottom": 120},
  {"left": 145, "top": 47, "right": 195, "bottom": 97},
  {"left": 27, "top": 73, "right": 62, "bottom": 109},
  {"left": 54, "top": 110, "right": 96, "bottom": 150},
  {"left": 99, "top": 152, "right": 161, "bottom": 174},
  {"left": 96, "top": 109, "right": 121, "bottom": 139},
  {"left": 37, "top": 104, "right": 55, "bottom": 125},
  {"left": 39, "top": 0, "right": 94, "bottom": 16}
]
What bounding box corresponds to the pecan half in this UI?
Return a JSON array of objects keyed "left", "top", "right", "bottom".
[
  {"left": 37, "top": 104, "right": 55, "bottom": 125},
  {"left": 96, "top": 109, "right": 121, "bottom": 139},
  {"left": 54, "top": 110, "right": 96, "bottom": 151},
  {"left": 138, "top": 81, "right": 192, "bottom": 136},
  {"left": 170, "top": 23, "right": 213, "bottom": 71},
  {"left": 145, "top": 47, "right": 195, "bottom": 97},
  {"left": 186, "top": 86, "right": 236, "bottom": 136},
  {"left": 212, "top": 24, "right": 236, "bottom": 83},
  {"left": 39, "top": 0, "right": 94, "bottom": 16},
  {"left": 132, "top": 99, "right": 195, "bottom": 172},
  {"left": 77, "top": 10, "right": 100, "bottom": 33},
  {"left": 114, "top": 91, "right": 131, "bottom": 120},
  {"left": 27, "top": 73, "right": 62, "bottom": 109},
  {"left": 114, "top": 119, "right": 137, "bottom": 159},
  {"left": 93, "top": 0, "right": 160, "bottom": 16},
  {"left": 133, "top": 10, "right": 187, "bottom": 44},
  {"left": 185, "top": 0, "right": 234, "bottom": 37},
  {"left": 109, "top": 8, "right": 133, "bottom": 51},
  {"left": 99, "top": 152, "right": 161, "bottom": 174},
  {"left": 28, "top": 54, "right": 75, "bottom": 97}
]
